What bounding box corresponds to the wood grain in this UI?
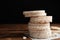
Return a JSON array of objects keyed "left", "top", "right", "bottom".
[
  {"left": 0, "top": 24, "right": 60, "bottom": 40},
  {"left": 0, "top": 37, "right": 60, "bottom": 40}
]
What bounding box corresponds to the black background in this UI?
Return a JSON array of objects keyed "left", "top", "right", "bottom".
[{"left": 0, "top": 0, "right": 60, "bottom": 24}]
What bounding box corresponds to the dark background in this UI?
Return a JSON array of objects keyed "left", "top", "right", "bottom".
[{"left": 0, "top": 0, "right": 60, "bottom": 24}]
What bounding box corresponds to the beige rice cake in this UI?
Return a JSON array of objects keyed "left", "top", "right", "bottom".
[
  {"left": 29, "top": 28, "right": 52, "bottom": 39},
  {"left": 30, "top": 16, "right": 52, "bottom": 23},
  {"left": 23, "top": 10, "right": 46, "bottom": 17},
  {"left": 28, "top": 23, "right": 52, "bottom": 38}
]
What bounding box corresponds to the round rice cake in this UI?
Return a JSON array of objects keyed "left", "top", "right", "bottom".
[
  {"left": 29, "top": 29, "right": 52, "bottom": 39},
  {"left": 28, "top": 23, "right": 51, "bottom": 32},
  {"left": 28, "top": 22, "right": 50, "bottom": 27},
  {"left": 28, "top": 22, "right": 52, "bottom": 38},
  {"left": 23, "top": 10, "right": 46, "bottom": 17},
  {"left": 28, "top": 26, "right": 51, "bottom": 31},
  {"left": 28, "top": 22, "right": 50, "bottom": 26},
  {"left": 30, "top": 16, "right": 52, "bottom": 23}
]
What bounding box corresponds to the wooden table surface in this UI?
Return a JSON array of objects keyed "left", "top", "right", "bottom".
[
  {"left": 0, "top": 37, "right": 60, "bottom": 40},
  {"left": 0, "top": 24, "right": 60, "bottom": 40}
]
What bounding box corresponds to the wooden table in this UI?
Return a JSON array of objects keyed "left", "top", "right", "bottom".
[
  {"left": 0, "top": 37, "right": 60, "bottom": 40},
  {"left": 0, "top": 24, "right": 60, "bottom": 40}
]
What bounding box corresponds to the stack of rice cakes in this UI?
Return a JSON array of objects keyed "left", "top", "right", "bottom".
[{"left": 23, "top": 10, "right": 52, "bottom": 39}]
